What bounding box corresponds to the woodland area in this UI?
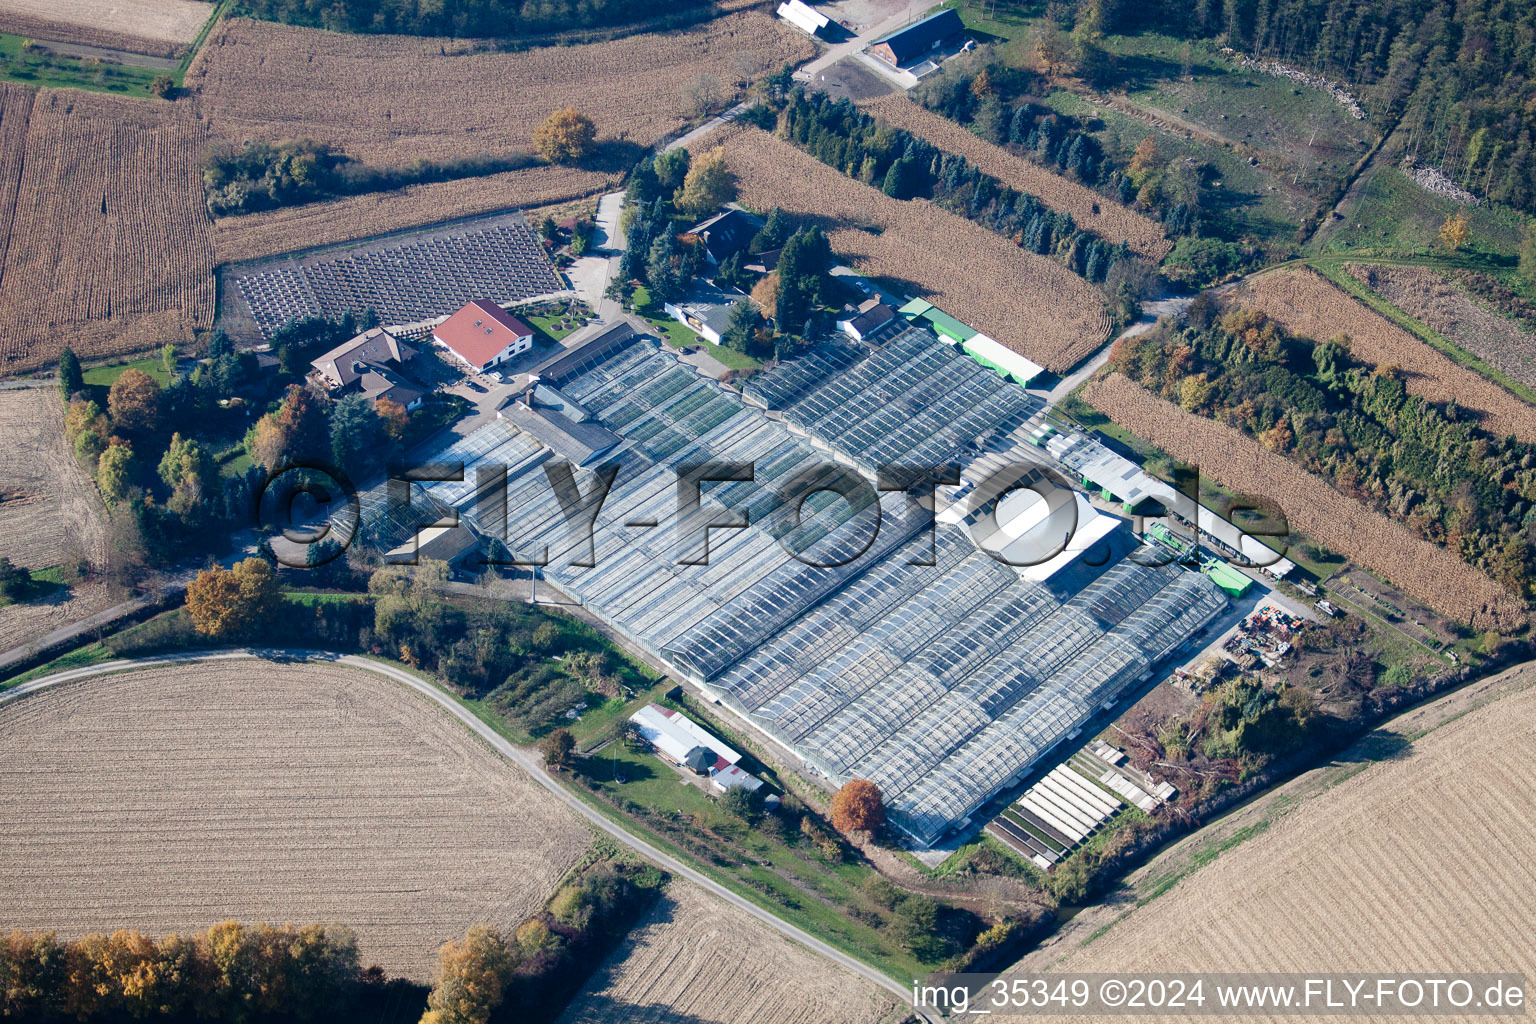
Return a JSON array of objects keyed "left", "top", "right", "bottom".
[
  {"left": 1110, "top": 299, "right": 1536, "bottom": 601},
  {"left": 1054, "top": 0, "right": 1536, "bottom": 213}
]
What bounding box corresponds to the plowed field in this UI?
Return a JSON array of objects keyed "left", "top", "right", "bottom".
[
  {"left": 558, "top": 880, "right": 900, "bottom": 1024},
  {"left": 1039, "top": 671, "right": 1536, "bottom": 1024},
  {"left": 0, "top": 88, "right": 215, "bottom": 373},
  {"left": 0, "top": 659, "right": 592, "bottom": 979}
]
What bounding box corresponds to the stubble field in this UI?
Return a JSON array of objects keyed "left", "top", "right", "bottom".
[
  {"left": 0, "top": 88, "right": 215, "bottom": 373},
  {"left": 0, "top": 387, "right": 108, "bottom": 571},
  {"left": 701, "top": 124, "right": 1112, "bottom": 371},
  {"left": 0, "top": 659, "right": 593, "bottom": 979},
  {"left": 1083, "top": 372, "right": 1525, "bottom": 632},
  {"left": 186, "top": 12, "right": 814, "bottom": 166},
  {"left": 0, "top": 0, "right": 213, "bottom": 56},
  {"left": 1222, "top": 266, "right": 1536, "bottom": 444},
  {"left": 1038, "top": 673, "right": 1536, "bottom": 1021},
  {"left": 1346, "top": 263, "right": 1536, "bottom": 391},
  {"left": 558, "top": 879, "right": 901, "bottom": 1024},
  {"left": 860, "top": 94, "right": 1172, "bottom": 262}
]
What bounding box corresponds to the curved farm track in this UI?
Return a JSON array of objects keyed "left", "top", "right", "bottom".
[{"left": 0, "top": 656, "right": 592, "bottom": 979}]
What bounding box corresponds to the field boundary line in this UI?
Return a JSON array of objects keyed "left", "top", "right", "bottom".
[{"left": 0, "top": 648, "right": 926, "bottom": 1016}]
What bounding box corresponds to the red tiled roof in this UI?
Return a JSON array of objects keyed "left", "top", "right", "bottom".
[{"left": 433, "top": 299, "right": 534, "bottom": 368}]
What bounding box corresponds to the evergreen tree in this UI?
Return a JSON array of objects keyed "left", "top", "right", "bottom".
[
  {"left": 646, "top": 223, "right": 681, "bottom": 302},
  {"left": 750, "top": 207, "right": 794, "bottom": 253},
  {"left": 57, "top": 346, "right": 83, "bottom": 401},
  {"left": 720, "top": 300, "right": 760, "bottom": 354}
]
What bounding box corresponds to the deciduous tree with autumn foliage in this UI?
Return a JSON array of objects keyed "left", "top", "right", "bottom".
[
  {"left": 186, "top": 557, "right": 282, "bottom": 638},
  {"left": 831, "top": 778, "right": 885, "bottom": 834},
  {"left": 419, "top": 924, "right": 517, "bottom": 1024},
  {"left": 107, "top": 369, "right": 162, "bottom": 435},
  {"left": 246, "top": 384, "right": 330, "bottom": 471},
  {"left": 533, "top": 107, "right": 596, "bottom": 164}
]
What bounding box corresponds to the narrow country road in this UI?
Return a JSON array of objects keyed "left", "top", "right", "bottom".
[{"left": 0, "top": 649, "right": 929, "bottom": 1017}]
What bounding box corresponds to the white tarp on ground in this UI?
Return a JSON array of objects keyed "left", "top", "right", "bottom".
[{"left": 777, "top": 0, "right": 828, "bottom": 34}]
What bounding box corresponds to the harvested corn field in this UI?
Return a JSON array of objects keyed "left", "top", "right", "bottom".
[
  {"left": 1346, "top": 263, "right": 1536, "bottom": 391},
  {"left": 0, "top": 658, "right": 592, "bottom": 979},
  {"left": 186, "top": 12, "right": 814, "bottom": 165},
  {"left": 0, "top": 0, "right": 212, "bottom": 56},
  {"left": 1222, "top": 266, "right": 1536, "bottom": 444},
  {"left": 212, "top": 162, "right": 614, "bottom": 263},
  {"left": 0, "top": 88, "right": 215, "bottom": 374},
  {"left": 1083, "top": 372, "right": 1525, "bottom": 632},
  {"left": 1041, "top": 670, "right": 1536, "bottom": 1018},
  {"left": 861, "top": 95, "right": 1171, "bottom": 262},
  {"left": 558, "top": 880, "right": 901, "bottom": 1024},
  {"left": 0, "top": 388, "right": 108, "bottom": 571},
  {"left": 702, "top": 124, "right": 1111, "bottom": 371}
]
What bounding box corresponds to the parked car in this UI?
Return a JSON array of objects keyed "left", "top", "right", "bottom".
[{"left": 466, "top": 380, "right": 487, "bottom": 393}]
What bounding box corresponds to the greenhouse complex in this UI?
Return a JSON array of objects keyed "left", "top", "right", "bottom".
[{"left": 383, "top": 325, "right": 1228, "bottom": 847}]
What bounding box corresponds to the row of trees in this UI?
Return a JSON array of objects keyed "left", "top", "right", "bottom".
[
  {"left": 912, "top": 59, "right": 1211, "bottom": 240},
  {"left": 0, "top": 921, "right": 379, "bottom": 1021},
  {"left": 243, "top": 0, "right": 713, "bottom": 38},
  {"left": 202, "top": 139, "right": 537, "bottom": 218},
  {"left": 1112, "top": 304, "right": 1536, "bottom": 596},
  {"left": 769, "top": 88, "right": 1136, "bottom": 285},
  {"left": 421, "top": 860, "right": 666, "bottom": 1024},
  {"left": 180, "top": 559, "right": 644, "bottom": 736}
]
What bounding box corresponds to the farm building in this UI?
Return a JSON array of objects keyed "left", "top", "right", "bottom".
[
  {"left": 663, "top": 281, "right": 752, "bottom": 345},
  {"left": 687, "top": 209, "right": 759, "bottom": 267},
  {"left": 631, "top": 703, "right": 742, "bottom": 769},
  {"left": 391, "top": 326, "right": 1226, "bottom": 848},
  {"left": 776, "top": 0, "right": 830, "bottom": 37},
  {"left": 309, "top": 327, "right": 427, "bottom": 410},
  {"left": 836, "top": 299, "right": 897, "bottom": 342},
  {"left": 434, "top": 299, "right": 536, "bottom": 372},
  {"left": 895, "top": 299, "right": 1042, "bottom": 384},
  {"left": 630, "top": 704, "right": 763, "bottom": 793},
  {"left": 868, "top": 9, "right": 963, "bottom": 67},
  {"left": 897, "top": 297, "right": 975, "bottom": 344},
  {"left": 499, "top": 395, "right": 620, "bottom": 468},
  {"left": 963, "top": 334, "right": 1044, "bottom": 386},
  {"left": 1204, "top": 560, "right": 1254, "bottom": 597}
]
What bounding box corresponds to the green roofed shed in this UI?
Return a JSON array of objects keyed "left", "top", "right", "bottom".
[
  {"left": 1204, "top": 560, "right": 1253, "bottom": 597},
  {"left": 896, "top": 297, "right": 977, "bottom": 345},
  {"left": 923, "top": 307, "right": 977, "bottom": 343}
]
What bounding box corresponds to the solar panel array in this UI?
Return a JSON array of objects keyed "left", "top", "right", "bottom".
[
  {"left": 233, "top": 220, "right": 561, "bottom": 338},
  {"left": 417, "top": 329, "right": 1227, "bottom": 846}
]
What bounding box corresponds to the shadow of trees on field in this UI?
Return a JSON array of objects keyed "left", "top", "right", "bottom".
[{"left": 582, "top": 138, "right": 647, "bottom": 175}]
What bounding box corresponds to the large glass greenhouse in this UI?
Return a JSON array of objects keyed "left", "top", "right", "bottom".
[{"left": 403, "top": 328, "right": 1227, "bottom": 846}]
